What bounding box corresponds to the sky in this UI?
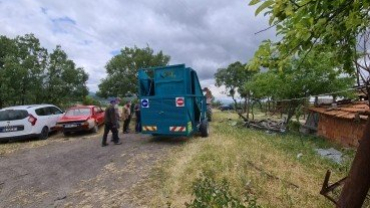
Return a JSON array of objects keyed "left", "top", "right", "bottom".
[{"left": 0, "top": 0, "right": 275, "bottom": 103}]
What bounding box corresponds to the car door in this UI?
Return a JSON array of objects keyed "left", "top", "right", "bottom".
[
  {"left": 48, "top": 106, "right": 64, "bottom": 130},
  {"left": 34, "top": 107, "right": 52, "bottom": 133},
  {"left": 94, "top": 107, "right": 104, "bottom": 125}
]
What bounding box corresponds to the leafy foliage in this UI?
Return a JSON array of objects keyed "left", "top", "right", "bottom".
[
  {"left": 82, "top": 96, "right": 102, "bottom": 106},
  {"left": 0, "top": 34, "right": 89, "bottom": 108},
  {"left": 46, "top": 45, "right": 89, "bottom": 106},
  {"left": 248, "top": 2, "right": 370, "bottom": 205},
  {"left": 185, "top": 175, "right": 261, "bottom": 208},
  {"left": 215, "top": 62, "right": 257, "bottom": 119},
  {"left": 97, "top": 46, "right": 170, "bottom": 98},
  {"left": 215, "top": 62, "right": 255, "bottom": 97},
  {"left": 249, "top": 0, "right": 370, "bottom": 73},
  {"left": 247, "top": 49, "right": 355, "bottom": 122}
]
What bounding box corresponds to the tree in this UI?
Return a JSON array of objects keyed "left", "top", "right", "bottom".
[
  {"left": 0, "top": 34, "right": 48, "bottom": 106},
  {"left": 0, "top": 35, "right": 16, "bottom": 108},
  {"left": 215, "top": 62, "right": 256, "bottom": 120},
  {"left": 250, "top": 0, "right": 370, "bottom": 206},
  {"left": 247, "top": 50, "right": 355, "bottom": 122},
  {"left": 97, "top": 46, "right": 170, "bottom": 98},
  {"left": 15, "top": 34, "right": 48, "bottom": 105},
  {"left": 0, "top": 34, "right": 89, "bottom": 108},
  {"left": 83, "top": 95, "right": 102, "bottom": 106},
  {"left": 249, "top": 0, "right": 369, "bottom": 73},
  {"left": 45, "top": 45, "right": 89, "bottom": 107}
]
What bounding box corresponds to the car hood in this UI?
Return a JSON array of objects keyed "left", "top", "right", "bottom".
[{"left": 58, "top": 116, "right": 89, "bottom": 123}]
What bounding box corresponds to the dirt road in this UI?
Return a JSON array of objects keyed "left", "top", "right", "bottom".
[{"left": 0, "top": 130, "right": 187, "bottom": 208}]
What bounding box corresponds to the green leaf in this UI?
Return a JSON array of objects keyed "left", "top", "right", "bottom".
[
  {"left": 249, "top": 0, "right": 260, "bottom": 6},
  {"left": 302, "top": 32, "right": 311, "bottom": 41},
  {"left": 255, "top": 0, "right": 273, "bottom": 16}
]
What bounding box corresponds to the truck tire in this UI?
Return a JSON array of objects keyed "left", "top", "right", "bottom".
[
  {"left": 206, "top": 106, "right": 212, "bottom": 122},
  {"left": 200, "top": 120, "right": 209, "bottom": 137}
]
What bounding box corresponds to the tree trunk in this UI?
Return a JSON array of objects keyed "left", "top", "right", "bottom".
[
  {"left": 243, "top": 98, "right": 247, "bottom": 113},
  {"left": 251, "top": 102, "right": 254, "bottom": 120},
  {"left": 286, "top": 101, "right": 298, "bottom": 123},
  {"left": 314, "top": 96, "right": 319, "bottom": 106},
  {"left": 337, "top": 84, "right": 370, "bottom": 207},
  {"left": 337, "top": 119, "right": 370, "bottom": 208},
  {"left": 231, "top": 93, "right": 248, "bottom": 121},
  {"left": 303, "top": 99, "right": 308, "bottom": 119},
  {"left": 246, "top": 96, "right": 250, "bottom": 120}
]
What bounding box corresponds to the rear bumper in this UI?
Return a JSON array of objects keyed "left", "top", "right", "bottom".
[
  {"left": 141, "top": 129, "right": 192, "bottom": 137},
  {"left": 0, "top": 133, "right": 39, "bottom": 142},
  {"left": 141, "top": 122, "right": 195, "bottom": 137},
  {"left": 60, "top": 125, "right": 91, "bottom": 133}
]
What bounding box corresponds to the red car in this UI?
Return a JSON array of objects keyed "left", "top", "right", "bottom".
[{"left": 56, "top": 105, "right": 105, "bottom": 136}]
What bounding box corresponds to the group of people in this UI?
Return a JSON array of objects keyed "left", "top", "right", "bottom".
[{"left": 101, "top": 98, "right": 141, "bottom": 147}]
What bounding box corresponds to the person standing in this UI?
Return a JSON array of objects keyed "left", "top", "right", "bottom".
[
  {"left": 122, "top": 101, "right": 131, "bottom": 133},
  {"left": 129, "top": 101, "right": 135, "bottom": 131},
  {"left": 203, "top": 87, "right": 213, "bottom": 121},
  {"left": 102, "top": 99, "right": 121, "bottom": 146},
  {"left": 203, "top": 87, "right": 213, "bottom": 105},
  {"left": 114, "top": 98, "right": 121, "bottom": 127},
  {"left": 134, "top": 103, "right": 141, "bottom": 133},
  {"left": 111, "top": 97, "right": 121, "bottom": 142}
]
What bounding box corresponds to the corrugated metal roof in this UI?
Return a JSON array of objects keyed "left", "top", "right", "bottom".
[{"left": 309, "top": 101, "right": 369, "bottom": 120}]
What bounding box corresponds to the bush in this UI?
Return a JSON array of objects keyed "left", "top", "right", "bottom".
[
  {"left": 83, "top": 96, "right": 102, "bottom": 106},
  {"left": 184, "top": 175, "right": 261, "bottom": 208}
]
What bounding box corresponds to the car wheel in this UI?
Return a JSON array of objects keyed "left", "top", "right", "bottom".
[
  {"left": 200, "top": 120, "right": 209, "bottom": 138},
  {"left": 63, "top": 131, "right": 70, "bottom": 136},
  {"left": 92, "top": 123, "right": 99, "bottom": 133},
  {"left": 39, "top": 127, "right": 49, "bottom": 140}
]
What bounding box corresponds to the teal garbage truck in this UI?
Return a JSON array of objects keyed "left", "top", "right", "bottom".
[{"left": 138, "top": 64, "right": 209, "bottom": 137}]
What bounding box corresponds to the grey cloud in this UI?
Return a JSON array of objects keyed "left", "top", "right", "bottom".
[{"left": 0, "top": 0, "right": 276, "bottom": 94}]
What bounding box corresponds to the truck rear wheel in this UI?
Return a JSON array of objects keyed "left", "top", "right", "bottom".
[
  {"left": 206, "top": 106, "right": 212, "bottom": 122},
  {"left": 200, "top": 120, "right": 209, "bottom": 137}
]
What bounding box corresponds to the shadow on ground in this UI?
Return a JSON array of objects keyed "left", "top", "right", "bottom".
[{"left": 148, "top": 134, "right": 204, "bottom": 145}]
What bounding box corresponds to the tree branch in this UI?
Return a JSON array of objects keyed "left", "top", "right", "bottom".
[
  {"left": 255, "top": 21, "right": 281, "bottom": 35},
  {"left": 289, "top": 0, "right": 300, "bottom": 9}
]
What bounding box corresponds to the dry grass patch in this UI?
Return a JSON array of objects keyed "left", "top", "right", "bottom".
[{"left": 144, "top": 111, "right": 354, "bottom": 207}]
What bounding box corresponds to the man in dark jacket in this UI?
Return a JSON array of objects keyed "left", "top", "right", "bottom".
[
  {"left": 134, "top": 103, "right": 141, "bottom": 133},
  {"left": 102, "top": 99, "right": 121, "bottom": 146}
]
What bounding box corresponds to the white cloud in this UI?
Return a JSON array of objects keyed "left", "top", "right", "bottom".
[{"left": 0, "top": 0, "right": 275, "bottom": 98}]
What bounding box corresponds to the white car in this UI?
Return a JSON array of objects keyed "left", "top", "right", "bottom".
[{"left": 0, "top": 104, "right": 64, "bottom": 141}]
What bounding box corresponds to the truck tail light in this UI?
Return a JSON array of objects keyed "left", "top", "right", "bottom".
[{"left": 28, "top": 114, "right": 37, "bottom": 126}]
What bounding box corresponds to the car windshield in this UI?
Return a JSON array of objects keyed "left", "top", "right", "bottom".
[
  {"left": 0, "top": 110, "right": 29, "bottom": 121},
  {"left": 65, "top": 108, "right": 91, "bottom": 116}
]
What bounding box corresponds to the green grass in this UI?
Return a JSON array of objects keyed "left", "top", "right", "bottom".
[{"left": 134, "top": 110, "right": 355, "bottom": 207}]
